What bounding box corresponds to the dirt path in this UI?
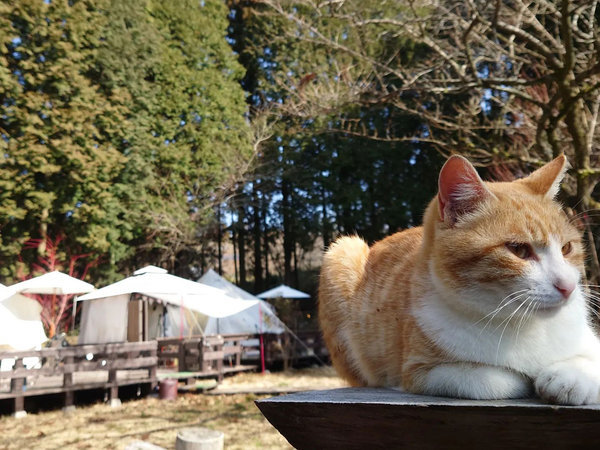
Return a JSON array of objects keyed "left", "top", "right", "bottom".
[{"left": 0, "top": 366, "right": 346, "bottom": 450}]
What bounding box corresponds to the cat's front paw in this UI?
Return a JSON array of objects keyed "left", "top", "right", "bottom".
[{"left": 535, "top": 361, "right": 600, "bottom": 405}]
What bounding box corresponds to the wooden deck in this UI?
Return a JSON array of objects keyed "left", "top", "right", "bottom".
[
  {"left": 0, "top": 341, "right": 157, "bottom": 415},
  {"left": 0, "top": 331, "right": 327, "bottom": 416},
  {"left": 256, "top": 387, "right": 600, "bottom": 449},
  {"left": 0, "top": 335, "right": 261, "bottom": 415},
  {"left": 0, "top": 369, "right": 153, "bottom": 399}
]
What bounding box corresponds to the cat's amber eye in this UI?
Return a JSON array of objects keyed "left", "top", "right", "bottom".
[
  {"left": 506, "top": 242, "right": 533, "bottom": 260},
  {"left": 562, "top": 241, "right": 573, "bottom": 256}
]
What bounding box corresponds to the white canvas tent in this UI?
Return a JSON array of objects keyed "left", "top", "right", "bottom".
[
  {"left": 9, "top": 271, "right": 95, "bottom": 295},
  {"left": 76, "top": 265, "right": 259, "bottom": 344},
  {"left": 8, "top": 271, "right": 96, "bottom": 331},
  {"left": 0, "top": 286, "right": 47, "bottom": 351},
  {"left": 257, "top": 284, "right": 311, "bottom": 299},
  {"left": 198, "top": 269, "right": 285, "bottom": 335}
]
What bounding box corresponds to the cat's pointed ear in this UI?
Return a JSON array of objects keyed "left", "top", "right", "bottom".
[
  {"left": 438, "top": 155, "right": 491, "bottom": 225},
  {"left": 520, "top": 154, "right": 568, "bottom": 199}
]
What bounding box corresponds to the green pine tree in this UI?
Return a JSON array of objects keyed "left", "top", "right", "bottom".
[
  {"left": 0, "top": 0, "right": 253, "bottom": 281},
  {"left": 0, "top": 0, "right": 127, "bottom": 280}
]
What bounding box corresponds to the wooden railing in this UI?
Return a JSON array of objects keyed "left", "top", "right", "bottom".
[
  {"left": 0, "top": 341, "right": 157, "bottom": 415},
  {"left": 156, "top": 331, "right": 329, "bottom": 381},
  {"left": 0, "top": 332, "right": 327, "bottom": 415},
  {"left": 157, "top": 334, "right": 259, "bottom": 382},
  {"left": 286, "top": 330, "right": 329, "bottom": 362},
  {"left": 263, "top": 330, "right": 329, "bottom": 368}
]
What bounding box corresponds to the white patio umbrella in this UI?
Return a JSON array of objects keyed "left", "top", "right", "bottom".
[
  {"left": 0, "top": 286, "right": 48, "bottom": 351},
  {"left": 257, "top": 284, "right": 311, "bottom": 300},
  {"left": 8, "top": 271, "right": 95, "bottom": 296},
  {"left": 76, "top": 265, "right": 258, "bottom": 318}
]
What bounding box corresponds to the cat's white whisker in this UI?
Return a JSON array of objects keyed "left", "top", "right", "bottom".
[
  {"left": 514, "top": 297, "right": 535, "bottom": 344},
  {"left": 585, "top": 308, "right": 600, "bottom": 321},
  {"left": 493, "top": 297, "right": 529, "bottom": 334},
  {"left": 582, "top": 295, "right": 600, "bottom": 320},
  {"left": 471, "top": 289, "right": 528, "bottom": 328},
  {"left": 476, "top": 292, "right": 529, "bottom": 337},
  {"left": 587, "top": 298, "right": 600, "bottom": 307},
  {"left": 580, "top": 292, "right": 600, "bottom": 305},
  {"left": 494, "top": 298, "right": 531, "bottom": 364}
]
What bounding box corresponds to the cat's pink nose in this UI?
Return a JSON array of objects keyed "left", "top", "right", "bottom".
[{"left": 554, "top": 280, "right": 575, "bottom": 299}]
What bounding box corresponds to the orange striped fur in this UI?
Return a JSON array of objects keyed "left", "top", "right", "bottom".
[{"left": 319, "top": 155, "right": 600, "bottom": 404}]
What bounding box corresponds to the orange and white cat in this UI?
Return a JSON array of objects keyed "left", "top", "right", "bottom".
[{"left": 319, "top": 154, "right": 600, "bottom": 405}]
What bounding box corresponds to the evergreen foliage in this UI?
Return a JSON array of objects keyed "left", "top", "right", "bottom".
[
  {"left": 0, "top": 0, "right": 127, "bottom": 279},
  {"left": 225, "top": 0, "right": 443, "bottom": 291},
  {"left": 1, "top": 0, "right": 548, "bottom": 295},
  {"left": 0, "top": 0, "right": 252, "bottom": 282}
]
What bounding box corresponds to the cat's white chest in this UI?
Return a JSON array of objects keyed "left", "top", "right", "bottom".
[{"left": 414, "top": 290, "right": 599, "bottom": 376}]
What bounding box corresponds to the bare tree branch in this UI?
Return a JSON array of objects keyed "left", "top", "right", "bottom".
[{"left": 256, "top": 0, "right": 600, "bottom": 278}]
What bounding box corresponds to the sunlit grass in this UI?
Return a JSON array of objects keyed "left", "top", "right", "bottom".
[{"left": 0, "top": 366, "right": 345, "bottom": 449}]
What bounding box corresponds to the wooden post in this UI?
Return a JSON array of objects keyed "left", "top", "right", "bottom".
[
  {"left": 142, "top": 299, "right": 148, "bottom": 342},
  {"left": 216, "top": 340, "right": 224, "bottom": 383},
  {"left": 46, "top": 350, "right": 56, "bottom": 371},
  {"left": 108, "top": 350, "right": 120, "bottom": 407},
  {"left": 194, "top": 337, "right": 205, "bottom": 372},
  {"left": 10, "top": 358, "right": 26, "bottom": 418},
  {"left": 175, "top": 428, "right": 224, "bottom": 450},
  {"left": 199, "top": 338, "right": 207, "bottom": 373},
  {"left": 235, "top": 338, "right": 241, "bottom": 367},
  {"left": 178, "top": 340, "right": 186, "bottom": 372},
  {"left": 259, "top": 334, "right": 265, "bottom": 373},
  {"left": 63, "top": 355, "right": 75, "bottom": 411},
  {"left": 149, "top": 345, "right": 158, "bottom": 389}
]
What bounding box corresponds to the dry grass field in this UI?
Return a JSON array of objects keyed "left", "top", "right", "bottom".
[{"left": 0, "top": 366, "right": 346, "bottom": 450}]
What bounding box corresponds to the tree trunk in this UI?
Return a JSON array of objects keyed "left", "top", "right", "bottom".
[
  {"left": 237, "top": 205, "right": 247, "bottom": 286},
  {"left": 262, "top": 190, "right": 270, "bottom": 285},
  {"left": 264, "top": 230, "right": 270, "bottom": 286},
  {"left": 560, "top": 78, "right": 600, "bottom": 282},
  {"left": 556, "top": 0, "right": 600, "bottom": 283},
  {"left": 321, "top": 185, "right": 331, "bottom": 249},
  {"left": 232, "top": 213, "right": 238, "bottom": 285},
  {"left": 216, "top": 205, "right": 223, "bottom": 276},
  {"left": 253, "top": 184, "right": 263, "bottom": 293},
  {"left": 293, "top": 242, "right": 299, "bottom": 288},
  {"left": 282, "top": 179, "right": 294, "bottom": 285}
]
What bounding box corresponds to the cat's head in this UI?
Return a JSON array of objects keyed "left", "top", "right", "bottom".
[{"left": 424, "top": 154, "right": 584, "bottom": 320}]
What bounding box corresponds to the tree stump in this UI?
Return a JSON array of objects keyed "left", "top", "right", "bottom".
[{"left": 175, "top": 428, "right": 224, "bottom": 450}]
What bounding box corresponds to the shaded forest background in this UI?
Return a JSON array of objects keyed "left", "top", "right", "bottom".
[{"left": 1, "top": 0, "right": 600, "bottom": 298}]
